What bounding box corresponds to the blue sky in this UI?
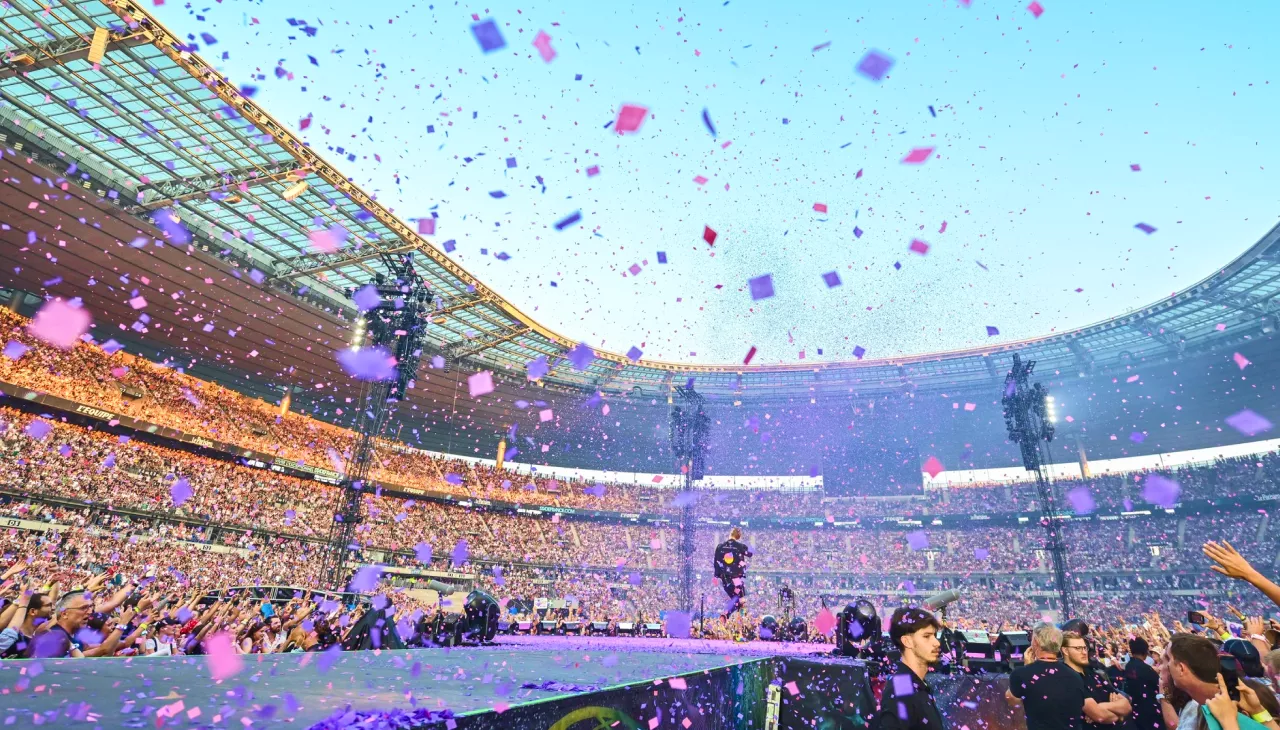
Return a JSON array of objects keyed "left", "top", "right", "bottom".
[{"left": 153, "top": 0, "right": 1280, "bottom": 366}]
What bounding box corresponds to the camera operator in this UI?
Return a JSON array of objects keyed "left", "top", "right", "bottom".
[{"left": 871, "top": 607, "right": 945, "bottom": 730}]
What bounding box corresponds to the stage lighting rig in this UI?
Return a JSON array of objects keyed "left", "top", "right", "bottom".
[
  {"left": 669, "top": 384, "right": 709, "bottom": 613},
  {"left": 1001, "top": 353, "right": 1074, "bottom": 619},
  {"left": 319, "top": 251, "right": 434, "bottom": 591}
]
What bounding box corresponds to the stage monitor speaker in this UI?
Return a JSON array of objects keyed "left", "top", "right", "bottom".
[
  {"left": 589, "top": 621, "right": 611, "bottom": 636},
  {"left": 995, "top": 631, "right": 1031, "bottom": 663},
  {"left": 617, "top": 622, "right": 637, "bottom": 635},
  {"left": 643, "top": 623, "right": 664, "bottom": 636}
]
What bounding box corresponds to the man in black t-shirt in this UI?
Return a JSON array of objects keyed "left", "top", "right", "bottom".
[
  {"left": 1062, "top": 631, "right": 1132, "bottom": 727},
  {"left": 1122, "top": 638, "right": 1164, "bottom": 730},
  {"left": 1007, "top": 622, "right": 1087, "bottom": 730}
]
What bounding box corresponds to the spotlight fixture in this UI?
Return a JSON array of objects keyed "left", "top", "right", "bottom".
[{"left": 759, "top": 614, "right": 780, "bottom": 641}]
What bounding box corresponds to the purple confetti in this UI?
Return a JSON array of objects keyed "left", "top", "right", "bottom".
[
  {"left": 856, "top": 50, "right": 895, "bottom": 81},
  {"left": 1142, "top": 475, "right": 1181, "bottom": 508},
  {"left": 749, "top": 274, "right": 775, "bottom": 301},
  {"left": 471, "top": 19, "right": 506, "bottom": 53},
  {"left": 337, "top": 346, "right": 397, "bottom": 381},
  {"left": 1226, "top": 409, "right": 1273, "bottom": 437},
  {"left": 170, "top": 477, "right": 193, "bottom": 507}
]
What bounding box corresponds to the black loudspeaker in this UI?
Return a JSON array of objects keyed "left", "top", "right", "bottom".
[
  {"left": 956, "top": 630, "right": 1012, "bottom": 674},
  {"left": 463, "top": 590, "right": 500, "bottom": 643},
  {"left": 995, "top": 631, "right": 1031, "bottom": 664}
]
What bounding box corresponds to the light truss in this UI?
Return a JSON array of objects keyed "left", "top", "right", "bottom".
[
  {"left": 120, "top": 162, "right": 304, "bottom": 214},
  {"left": 0, "top": 27, "right": 150, "bottom": 80}
]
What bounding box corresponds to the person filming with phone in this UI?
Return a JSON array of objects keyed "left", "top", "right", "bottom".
[{"left": 1160, "top": 633, "right": 1279, "bottom": 730}]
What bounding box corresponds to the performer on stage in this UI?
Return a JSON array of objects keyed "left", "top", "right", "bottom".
[{"left": 714, "top": 527, "right": 752, "bottom": 617}]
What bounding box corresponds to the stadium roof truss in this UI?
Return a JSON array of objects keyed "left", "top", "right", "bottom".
[{"left": 1, "top": 0, "right": 1279, "bottom": 399}]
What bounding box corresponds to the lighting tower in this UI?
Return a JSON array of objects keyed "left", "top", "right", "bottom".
[
  {"left": 669, "top": 384, "right": 709, "bottom": 613},
  {"left": 1000, "top": 353, "right": 1074, "bottom": 619},
  {"left": 318, "top": 252, "right": 433, "bottom": 590}
]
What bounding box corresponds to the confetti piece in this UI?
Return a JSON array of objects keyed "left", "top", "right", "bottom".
[
  {"left": 417, "top": 218, "right": 436, "bottom": 236},
  {"left": 855, "top": 50, "right": 894, "bottom": 82},
  {"left": 986, "top": 325, "right": 1000, "bottom": 336},
  {"left": 626, "top": 346, "right": 643, "bottom": 362},
  {"left": 743, "top": 346, "right": 758, "bottom": 365},
  {"left": 3, "top": 340, "right": 28, "bottom": 360},
  {"left": 813, "top": 202, "right": 828, "bottom": 213},
  {"left": 703, "top": 226, "right": 717, "bottom": 246},
  {"left": 28, "top": 299, "right": 91, "bottom": 349},
  {"left": 666, "top": 611, "right": 691, "bottom": 639},
  {"left": 615, "top": 104, "right": 649, "bottom": 134},
  {"left": 1066, "top": 487, "right": 1095, "bottom": 514},
  {"left": 1130, "top": 163, "right": 1142, "bottom": 171},
  {"left": 1027, "top": 1, "right": 1045, "bottom": 18},
  {"left": 471, "top": 19, "right": 506, "bottom": 52},
  {"left": 1226, "top": 409, "right": 1273, "bottom": 437},
  {"left": 170, "top": 477, "right": 193, "bottom": 507},
  {"left": 701, "top": 108, "right": 717, "bottom": 137},
  {"left": 905, "top": 530, "right": 929, "bottom": 551},
  {"left": 853, "top": 345, "right": 866, "bottom": 359},
  {"left": 337, "top": 347, "right": 397, "bottom": 381},
  {"left": 748, "top": 274, "right": 775, "bottom": 300},
  {"left": 205, "top": 632, "right": 244, "bottom": 681},
  {"left": 909, "top": 239, "right": 930, "bottom": 255},
  {"left": 568, "top": 342, "right": 595, "bottom": 371},
  {"left": 1142, "top": 475, "right": 1181, "bottom": 507},
  {"left": 901, "top": 147, "right": 936, "bottom": 164},
  {"left": 822, "top": 271, "right": 841, "bottom": 288},
  {"left": 554, "top": 211, "right": 582, "bottom": 230},
  {"left": 1135, "top": 222, "right": 1157, "bottom": 234},
  {"left": 532, "top": 30, "right": 556, "bottom": 62},
  {"left": 1233, "top": 352, "right": 1251, "bottom": 370},
  {"left": 922, "top": 456, "right": 944, "bottom": 479},
  {"left": 468, "top": 371, "right": 495, "bottom": 397}
]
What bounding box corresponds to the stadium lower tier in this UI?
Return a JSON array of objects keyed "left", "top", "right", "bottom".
[{"left": 2, "top": 490, "right": 1273, "bottom": 635}]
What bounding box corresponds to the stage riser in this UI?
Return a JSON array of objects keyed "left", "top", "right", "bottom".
[{"left": 452, "top": 660, "right": 774, "bottom": 730}]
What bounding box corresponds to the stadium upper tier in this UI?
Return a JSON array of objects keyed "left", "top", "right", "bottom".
[{"left": 0, "top": 0, "right": 1278, "bottom": 399}]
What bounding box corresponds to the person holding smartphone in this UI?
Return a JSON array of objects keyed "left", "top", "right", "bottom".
[{"left": 1162, "top": 633, "right": 1279, "bottom": 730}]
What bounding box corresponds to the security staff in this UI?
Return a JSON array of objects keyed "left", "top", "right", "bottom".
[{"left": 873, "top": 607, "right": 946, "bottom": 730}]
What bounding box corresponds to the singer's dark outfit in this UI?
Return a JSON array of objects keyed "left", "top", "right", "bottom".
[{"left": 713, "top": 538, "right": 752, "bottom": 613}]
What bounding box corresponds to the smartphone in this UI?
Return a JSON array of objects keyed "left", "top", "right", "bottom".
[
  {"left": 1188, "top": 610, "right": 1207, "bottom": 626},
  {"left": 1220, "top": 655, "right": 1242, "bottom": 702}
]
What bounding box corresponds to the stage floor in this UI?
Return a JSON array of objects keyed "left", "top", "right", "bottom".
[{"left": 0, "top": 640, "right": 782, "bottom": 728}]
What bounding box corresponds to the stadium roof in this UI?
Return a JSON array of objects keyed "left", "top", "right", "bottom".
[{"left": 1, "top": 0, "right": 1279, "bottom": 400}]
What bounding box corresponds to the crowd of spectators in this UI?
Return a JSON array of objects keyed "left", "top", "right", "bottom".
[{"left": 7, "top": 308, "right": 1277, "bottom": 525}]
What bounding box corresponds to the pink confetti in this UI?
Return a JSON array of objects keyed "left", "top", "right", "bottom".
[
  {"left": 909, "top": 239, "right": 930, "bottom": 255},
  {"left": 28, "top": 299, "right": 91, "bottom": 349},
  {"left": 901, "top": 147, "right": 936, "bottom": 164},
  {"left": 532, "top": 30, "right": 556, "bottom": 63},
  {"left": 813, "top": 202, "right": 828, "bottom": 213},
  {"left": 468, "top": 371, "right": 495, "bottom": 397},
  {"left": 615, "top": 104, "right": 649, "bottom": 134},
  {"left": 205, "top": 632, "right": 243, "bottom": 681},
  {"left": 1027, "top": 1, "right": 1045, "bottom": 18},
  {"left": 922, "top": 456, "right": 944, "bottom": 478},
  {"left": 1233, "top": 352, "right": 1250, "bottom": 370}
]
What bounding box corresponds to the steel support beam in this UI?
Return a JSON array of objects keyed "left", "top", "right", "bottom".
[
  {"left": 449, "top": 326, "right": 531, "bottom": 360},
  {"left": 275, "top": 243, "right": 418, "bottom": 281},
  {"left": 0, "top": 29, "right": 151, "bottom": 80},
  {"left": 1065, "top": 339, "right": 1094, "bottom": 373},
  {"left": 122, "top": 162, "right": 304, "bottom": 214},
  {"left": 1129, "top": 319, "right": 1185, "bottom": 356}
]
